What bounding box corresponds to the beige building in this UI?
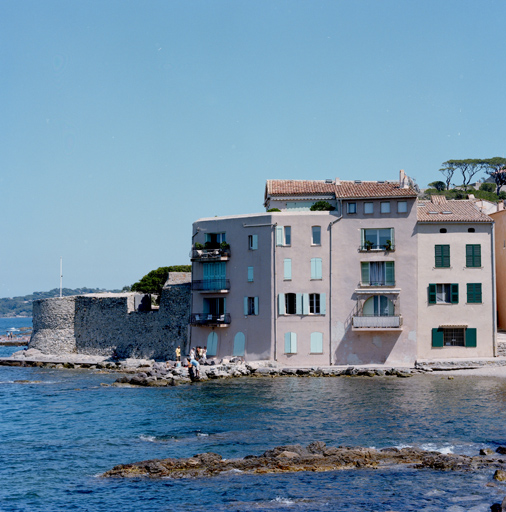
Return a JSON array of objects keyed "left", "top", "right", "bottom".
[
  {"left": 417, "top": 196, "right": 496, "bottom": 358},
  {"left": 189, "top": 174, "right": 497, "bottom": 365},
  {"left": 490, "top": 207, "right": 506, "bottom": 330}
]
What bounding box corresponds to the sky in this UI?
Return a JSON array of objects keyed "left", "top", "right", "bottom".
[{"left": 2, "top": 0, "right": 506, "bottom": 298}]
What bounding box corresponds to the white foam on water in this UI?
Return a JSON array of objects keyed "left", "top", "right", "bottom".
[
  {"left": 421, "top": 443, "right": 454, "bottom": 454},
  {"left": 197, "top": 432, "right": 209, "bottom": 437},
  {"left": 272, "top": 496, "right": 295, "bottom": 505},
  {"left": 139, "top": 434, "right": 157, "bottom": 442}
]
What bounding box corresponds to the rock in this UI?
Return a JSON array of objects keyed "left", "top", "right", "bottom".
[
  {"left": 481, "top": 448, "right": 495, "bottom": 456},
  {"left": 497, "top": 447, "right": 506, "bottom": 455},
  {"left": 494, "top": 470, "right": 506, "bottom": 482},
  {"left": 276, "top": 451, "right": 300, "bottom": 459}
]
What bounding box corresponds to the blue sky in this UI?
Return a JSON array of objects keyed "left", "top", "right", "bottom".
[{"left": 2, "top": 0, "right": 506, "bottom": 298}]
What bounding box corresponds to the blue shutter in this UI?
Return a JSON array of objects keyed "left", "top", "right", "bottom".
[
  {"left": 284, "top": 259, "right": 292, "bottom": 280},
  {"left": 311, "top": 258, "right": 317, "bottom": 279},
  {"left": 302, "top": 293, "right": 309, "bottom": 315},
  {"left": 310, "top": 332, "right": 323, "bottom": 353},
  {"left": 290, "top": 332, "right": 297, "bottom": 353},
  {"left": 244, "top": 297, "right": 249, "bottom": 316},
  {"left": 233, "top": 332, "right": 246, "bottom": 356},
  {"left": 252, "top": 235, "right": 258, "bottom": 250},
  {"left": 296, "top": 293, "right": 302, "bottom": 315},
  {"left": 320, "top": 293, "right": 326, "bottom": 315},
  {"left": 316, "top": 258, "right": 322, "bottom": 279},
  {"left": 254, "top": 296, "right": 259, "bottom": 315},
  {"left": 278, "top": 293, "right": 285, "bottom": 315},
  {"left": 276, "top": 226, "right": 283, "bottom": 246},
  {"left": 248, "top": 266, "right": 254, "bottom": 282},
  {"left": 207, "top": 332, "right": 218, "bottom": 356}
]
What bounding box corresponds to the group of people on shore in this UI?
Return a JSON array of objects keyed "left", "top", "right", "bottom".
[{"left": 172, "top": 345, "right": 207, "bottom": 380}]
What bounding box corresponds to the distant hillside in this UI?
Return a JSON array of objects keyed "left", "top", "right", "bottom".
[{"left": 0, "top": 288, "right": 120, "bottom": 318}]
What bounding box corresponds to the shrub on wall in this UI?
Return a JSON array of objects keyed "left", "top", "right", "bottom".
[
  {"left": 310, "top": 201, "right": 335, "bottom": 211},
  {"left": 131, "top": 265, "right": 191, "bottom": 297}
]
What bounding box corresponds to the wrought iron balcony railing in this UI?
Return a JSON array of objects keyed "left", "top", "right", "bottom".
[
  {"left": 191, "top": 248, "right": 231, "bottom": 261},
  {"left": 352, "top": 315, "right": 402, "bottom": 329},
  {"left": 190, "top": 313, "right": 231, "bottom": 326},
  {"left": 191, "top": 279, "right": 230, "bottom": 292}
]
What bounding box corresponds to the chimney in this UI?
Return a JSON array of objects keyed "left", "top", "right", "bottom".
[
  {"left": 498, "top": 201, "right": 505, "bottom": 212},
  {"left": 399, "top": 169, "right": 407, "bottom": 188},
  {"left": 335, "top": 178, "right": 341, "bottom": 185}
]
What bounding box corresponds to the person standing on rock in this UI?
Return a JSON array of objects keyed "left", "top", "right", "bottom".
[{"left": 175, "top": 346, "right": 181, "bottom": 363}]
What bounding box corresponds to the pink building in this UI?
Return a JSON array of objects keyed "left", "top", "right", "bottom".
[{"left": 189, "top": 171, "right": 423, "bottom": 366}]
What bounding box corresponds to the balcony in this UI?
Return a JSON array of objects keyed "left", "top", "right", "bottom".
[
  {"left": 359, "top": 243, "right": 395, "bottom": 252},
  {"left": 190, "top": 313, "right": 231, "bottom": 327},
  {"left": 352, "top": 315, "right": 402, "bottom": 330},
  {"left": 191, "top": 279, "right": 230, "bottom": 293},
  {"left": 191, "top": 246, "right": 231, "bottom": 262},
  {"left": 359, "top": 281, "right": 396, "bottom": 288}
]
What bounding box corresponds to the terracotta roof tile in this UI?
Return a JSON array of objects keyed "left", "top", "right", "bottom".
[
  {"left": 266, "top": 179, "right": 417, "bottom": 199},
  {"left": 417, "top": 198, "right": 493, "bottom": 223}
]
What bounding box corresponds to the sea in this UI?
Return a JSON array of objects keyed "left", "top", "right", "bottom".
[{"left": 1, "top": 316, "right": 506, "bottom": 511}]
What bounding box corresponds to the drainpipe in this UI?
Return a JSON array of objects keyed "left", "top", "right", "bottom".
[
  {"left": 188, "top": 228, "right": 200, "bottom": 356},
  {"left": 328, "top": 201, "right": 343, "bottom": 365},
  {"left": 492, "top": 222, "right": 497, "bottom": 357}
]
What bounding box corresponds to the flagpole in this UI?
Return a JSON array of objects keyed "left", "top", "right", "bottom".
[{"left": 60, "top": 257, "right": 63, "bottom": 298}]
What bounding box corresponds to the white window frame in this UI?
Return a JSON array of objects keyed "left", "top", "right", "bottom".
[
  {"left": 311, "top": 226, "right": 321, "bottom": 246},
  {"left": 244, "top": 296, "right": 259, "bottom": 316}
]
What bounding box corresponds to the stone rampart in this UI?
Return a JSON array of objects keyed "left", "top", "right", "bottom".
[{"left": 29, "top": 273, "right": 191, "bottom": 360}]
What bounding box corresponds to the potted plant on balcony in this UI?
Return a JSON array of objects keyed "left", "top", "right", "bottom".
[
  {"left": 220, "top": 241, "right": 230, "bottom": 252},
  {"left": 364, "top": 240, "right": 374, "bottom": 251},
  {"left": 194, "top": 243, "right": 204, "bottom": 250},
  {"left": 383, "top": 240, "right": 393, "bottom": 251}
]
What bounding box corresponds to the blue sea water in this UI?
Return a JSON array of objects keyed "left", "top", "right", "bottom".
[{"left": 1, "top": 365, "right": 506, "bottom": 511}]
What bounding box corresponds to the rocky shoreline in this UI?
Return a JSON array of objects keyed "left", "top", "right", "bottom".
[{"left": 102, "top": 441, "right": 506, "bottom": 480}]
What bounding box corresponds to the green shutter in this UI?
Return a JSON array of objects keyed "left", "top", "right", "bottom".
[
  {"left": 451, "top": 283, "right": 459, "bottom": 304},
  {"left": 465, "top": 328, "right": 477, "bottom": 347},
  {"left": 467, "top": 283, "right": 482, "bottom": 303},
  {"left": 432, "top": 328, "right": 444, "bottom": 347},
  {"left": 435, "top": 245, "right": 450, "bottom": 267},
  {"left": 428, "top": 284, "right": 437, "bottom": 304},
  {"left": 385, "top": 262, "right": 395, "bottom": 285},
  {"left": 443, "top": 245, "right": 450, "bottom": 267},
  {"left": 361, "top": 262, "right": 369, "bottom": 284},
  {"left": 466, "top": 244, "right": 481, "bottom": 267},
  {"left": 361, "top": 229, "right": 365, "bottom": 250},
  {"left": 389, "top": 228, "right": 395, "bottom": 249}
]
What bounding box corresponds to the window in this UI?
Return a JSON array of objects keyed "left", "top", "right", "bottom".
[
  {"left": 247, "top": 266, "right": 254, "bottom": 282},
  {"left": 203, "top": 262, "right": 226, "bottom": 290},
  {"left": 284, "top": 259, "right": 292, "bottom": 280},
  {"left": 428, "top": 283, "right": 458, "bottom": 304},
  {"left": 276, "top": 226, "right": 291, "bottom": 246},
  {"left": 363, "top": 295, "right": 394, "bottom": 316},
  {"left": 285, "top": 293, "right": 297, "bottom": 314},
  {"left": 466, "top": 245, "right": 481, "bottom": 267},
  {"left": 205, "top": 232, "right": 226, "bottom": 247},
  {"left": 435, "top": 245, "right": 450, "bottom": 268},
  {"left": 284, "top": 332, "right": 297, "bottom": 354},
  {"left": 364, "top": 202, "right": 373, "bottom": 214},
  {"left": 361, "top": 228, "right": 394, "bottom": 250},
  {"left": 347, "top": 202, "right": 357, "bottom": 214},
  {"left": 311, "top": 258, "right": 323, "bottom": 279},
  {"left": 397, "top": 201, "right": 407, "bottom": 213},
  {"left": 244, "top": 296, "right": 259, "bottom": 315},
  {"left": 440, "top": 228, "right": 447, "bottom": 233},
  {"left": 311, "top": 226, "right": 321, "bottom": 245},
  {"left": 467, "top": 283, "right": 482, "bottom": 303},
  {"left": 468, "top": 228, "right": 475, "bottom": 233},
  {"left": 278, "top": 293, "right": 302, "bottom": 315},
  {"left": 203, "top": 297, "right": 226, "bottom": 315},
  {"left": 380, "top": 202, "right": 391, "bottom": 213},
  {"left": 432, "top": 327, "right": 476, "bottom": 348},
  {"left": 310, "top": 332, "right": 323, "bottom": 354},
  {"left": 361, "top": 261, "right": 395, "bottom": 286},
  {"left": 248, "top": 234, "right": 258, "bottom": 250}
]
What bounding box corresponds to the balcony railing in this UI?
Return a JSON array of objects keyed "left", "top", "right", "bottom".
[
  {"left": 352, "top": 315, "right": 402, "bottom": 329},
  {"left": 190, "top": 313, "right": 231, "bottom": 326},
  {"left": 191, "top": 248, "right": 231, "bottom": 261},
  {"left": 359, "top": 281, "right": 396, "bottom": 287},
  {"left": 359, "top": 244, "right": 395, "bottom": 252},
  {"left": 191, "top": 279, "right": 230, "bottom": 292}
]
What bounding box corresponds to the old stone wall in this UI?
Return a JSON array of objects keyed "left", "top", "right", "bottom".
[{"left": 29, "top": 273, "right": 191, "bottom": 360}]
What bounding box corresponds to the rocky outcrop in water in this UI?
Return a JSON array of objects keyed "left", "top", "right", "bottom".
[{"left": 102, "top": 442, "right": 506, "bottom": 479}]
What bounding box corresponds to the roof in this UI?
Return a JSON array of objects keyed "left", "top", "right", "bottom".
[
  {"left": 417, "top": 196, "right": 493, "bottom": 223},
  {"left": 265, "top": 179, "right": 418, "bottom": 200}
]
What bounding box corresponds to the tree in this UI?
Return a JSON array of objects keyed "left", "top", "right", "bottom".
[
  {"left": 428, "top": 181, "right": 446, "bottom": 192},
  {"left": 131, "top": 265, "right": 191, "bottom": 297},
  {"left": 483, "top": 157, "right": 506, "bottom": 194},
  {"left": 440, "top": 159, "right": 487, "bottom": 191}
]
